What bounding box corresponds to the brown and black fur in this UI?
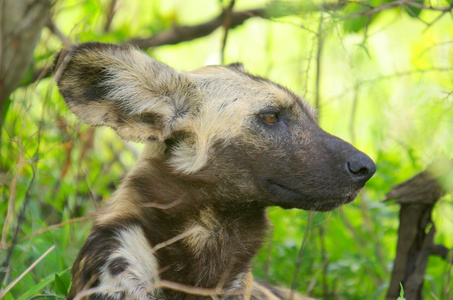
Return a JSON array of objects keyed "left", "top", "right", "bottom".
[{"left": 56, "top": 42, "right": 376, "bottom": 300}]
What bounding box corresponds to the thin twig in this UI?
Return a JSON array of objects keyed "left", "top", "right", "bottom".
[
  {"left": 349, "top": 84, "right": 359, "bottom": 143},
  {"left": 104, "top": 0, "right": 119, "bottom": 33},
  {"left": 158, "top": 280, "right": 248, "bottom": 297},
  {"left": 140, "top": 199, "right": 183, "bottom": 210},
  {"left": 346, "top": 0, "right": 452, "bottom": 18},
  {"left": 360, "top": 191, "right": 387, "bottom": 269},
  {"left": 80, "top": 163, "right": 98, "bottom": 209},
  {"left": 424, "top": 0, "right": 453, "bottom": 30},
  {"left": 0, "top": 216, "right": 91, "bottom": 251},
  {"left": 326, "top": 67, "right": 453, "bottom": 103},
  {"left": 290, "top": 211, "right": 315, "bottom": 299},
  {"left": 220, "top": 0, "right": 236, "bottom": 64},
  {"left": 46, "top": 17, "right": 72, "bottom": 47},
  {"left": 314, "top": 12, "right": 324, "bottom": 119},
  {"left": 0, "top": 245, "right": 55, "bottom": 298},
  {"left": 74, "top": 278, "right": 248, "bottom": 300},
  {"left": 319, "top": 225, "right": 329, "bottom": 297},
  {"left": 153, "top": 226, "right": 202, "bottom": 252},
  {"left": 338, "top": 208, "right": 382, "bottom": 286},
  {"left": 0, "top": 165, "right": 37, "bottom": 284},
  {"left": 126, "top": 9, "right": 264, "bottom": 49},
  {"left": 0, "top": 157, "right": 21, "bottom": 249}
]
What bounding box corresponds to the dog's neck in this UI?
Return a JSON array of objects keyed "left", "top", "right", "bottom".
[{"left": 99, "top": 158, "right": 269, "bottom": 298}]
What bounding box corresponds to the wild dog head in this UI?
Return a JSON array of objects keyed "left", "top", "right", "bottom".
[{"left": 57, "top": 42, "right": 375, "bottom": 212}]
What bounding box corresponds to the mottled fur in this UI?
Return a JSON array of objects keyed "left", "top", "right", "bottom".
[{"left": 57, "top": 42, "right": 375, "bottom": 300}]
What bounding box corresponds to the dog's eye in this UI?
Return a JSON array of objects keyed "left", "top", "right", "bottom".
[{"left": 259, "top": 113, "right": 279, "bottom": 124}]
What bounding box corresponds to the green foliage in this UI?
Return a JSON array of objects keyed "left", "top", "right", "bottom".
[
  {"left": 1, "top": 0, "right": 453, "bottom": 299},
  {"left": 397, "top": 283, "right": 406, "bottom": 300},
  {"left": 54, "top": 273, "right": 69, "bottom": 297}
]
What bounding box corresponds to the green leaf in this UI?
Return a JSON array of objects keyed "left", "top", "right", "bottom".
[
  {"left": 17, "top": 269, "right": 70, "bottom": 300},
  {"left": 405, "top": 0, "right": 423, "bottom": 18},
  {"left": 397, "top": 282, "right": 406, "bottom": 300},
  {"left": 343, "top": 3, "right": 373, "bottom": 33},
  {"left": 54, "top": 273, "right": 68, "bottom": 296}
]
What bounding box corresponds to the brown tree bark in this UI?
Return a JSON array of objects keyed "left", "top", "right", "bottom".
[
  {"left": 0, "top": 0, "right": 52, "bottom": 116},
  {"left": 385, "top": 171, "right": 449, "bottom": 300}
]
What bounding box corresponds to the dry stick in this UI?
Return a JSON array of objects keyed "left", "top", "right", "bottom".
[
  {"left": 73, "top": 231, "right": 250, "bottom": 300},
  {"left": 140, "top": 199, "right": 183, "bottom": 210},
  {"left": 290, "top": 211, "right": 315, "bottom": 300},
  {"left": 157, "top": 280, "right": 247, "bottom": 297},
  {"left": 220, "top": 0, "right": 235, "bottom": 64},
  {"left": 0, "top": 245, "right": 55, "bottom": 298},
  {"left": 153, "top": 226, "right": 203, "bottom": 252}
]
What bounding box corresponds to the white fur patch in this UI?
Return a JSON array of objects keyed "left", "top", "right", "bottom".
[{"left": 96, "top": 225, "right": 161, "bottom": 299}]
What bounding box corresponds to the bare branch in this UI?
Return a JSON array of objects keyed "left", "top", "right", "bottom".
[
  {"left": 26, "top": 1, "right": 452, "bottom": 88},
  {"left": 314, "top": 12, "right": 324, "bottom": 121},
  {"left": 290, "top": 212, "right": 315, "bottom": 299},
  {"left": 46, "top": 17, "right": 72, "bottom": 47},
  {"left": 126, "top": 9, "right": 264, "bottom": 49},
  {"left": 346, "top": 0, "right": 452, "bottom": 18},
  {"left": 430, "top": 244, "right": 450, "bottom": 260},
  {"left": 220, "top": 0, "right": 236, "bottom": 64},
  {"left": 104, "top": 0, "right": 119, "bottom": 33}
]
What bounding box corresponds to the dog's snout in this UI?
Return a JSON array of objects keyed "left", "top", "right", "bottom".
[{"left": 346, "top": 152, "right": 376, "bottom": 184}]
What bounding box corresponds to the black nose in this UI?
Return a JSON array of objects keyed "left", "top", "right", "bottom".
[{"left": 346, "top": 152, "right": 376, "bottom": 184}]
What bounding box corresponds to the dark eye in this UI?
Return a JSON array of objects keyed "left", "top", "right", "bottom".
[{"left": 259, "top": 113, "right": 279, "bottom": 124}]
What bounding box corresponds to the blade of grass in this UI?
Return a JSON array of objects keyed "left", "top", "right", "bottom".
[
  {"left": 0, "top": 245, "right": 55, "bottom": 298},
  {"left": 17, "top": 268, "right": 71, "bottom": 300}
]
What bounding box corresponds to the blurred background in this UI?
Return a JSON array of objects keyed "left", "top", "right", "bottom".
[{"left": 0, "top": 0, "right": 452, "bottom": 299}]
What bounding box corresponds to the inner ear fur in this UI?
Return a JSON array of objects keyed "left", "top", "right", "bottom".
[{"left": 57, "top": 42, "right": 198, "bottom": 143}]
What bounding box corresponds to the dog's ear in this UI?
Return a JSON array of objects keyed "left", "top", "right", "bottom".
[{"left": 57, "top": 42, "right": 198, "bottom": 143}]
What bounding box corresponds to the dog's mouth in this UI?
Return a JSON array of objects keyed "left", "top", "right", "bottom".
[
  {"left": 265, "top": 179, "right": 360, "bottom": 211},
  {"left": 267, "top": 180, "right": 304, "bottom": 197}
]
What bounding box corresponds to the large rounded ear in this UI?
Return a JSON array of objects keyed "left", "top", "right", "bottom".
[{"left": 56, "top": 42, "right": 197, "bottom": 143}]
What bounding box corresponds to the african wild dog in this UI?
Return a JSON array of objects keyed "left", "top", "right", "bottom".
[{"left": 57, "top": 42, "right": 376, "bottom": 300}]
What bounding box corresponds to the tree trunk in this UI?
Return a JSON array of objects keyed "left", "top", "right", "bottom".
[
  {"left": 385, "top": 170, "right": 448, "bottom": 300},
  {"left": 0, "top": 0, "right": 52, "bottom": 117}
]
